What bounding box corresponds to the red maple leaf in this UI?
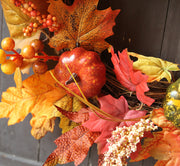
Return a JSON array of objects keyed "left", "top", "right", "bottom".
[
  {"left": 43, "top": 126, "right": 100, "bottom": 166},
  {"left": 111, "top": 47, "right": 155, "bottom": 106},
  {"left": 82, "top": 95, "right": 147, "bottom": 154}
]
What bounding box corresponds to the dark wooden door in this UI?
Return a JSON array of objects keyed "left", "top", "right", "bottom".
[{"left": 0, "top": 0, "right": 179, "bottom": 165}]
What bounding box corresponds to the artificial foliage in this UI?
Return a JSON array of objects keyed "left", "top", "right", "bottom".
[{"left": 0, "top": 0, "right": 180, "bottom": 166}]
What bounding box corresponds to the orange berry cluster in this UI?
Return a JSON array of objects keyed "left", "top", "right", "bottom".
[
  {"left": 0, "top": 37, "right": 59, "bottom": 75},
  {"left": 11, "top": 0, "right": 60, "bottom": 36},
  {"left": 0, "top": 37, "right": 22, "bottom": 74}
]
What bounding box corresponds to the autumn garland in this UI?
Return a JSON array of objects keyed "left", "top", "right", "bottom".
[{"left": 0, "top": 0, "right": 180, "bottom": 166}]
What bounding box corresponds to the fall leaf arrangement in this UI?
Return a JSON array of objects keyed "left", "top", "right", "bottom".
[{"left": 0, "top": 0, "right": 180, "bottom": 166}]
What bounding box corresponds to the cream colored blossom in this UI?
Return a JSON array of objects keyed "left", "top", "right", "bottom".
[{"left": 103, "top": 119, "right": 158, "bottom": 166}]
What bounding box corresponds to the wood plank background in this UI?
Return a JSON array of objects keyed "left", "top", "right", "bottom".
[{"left": 0, "top": 0, "right": 180, "bottom": 165}]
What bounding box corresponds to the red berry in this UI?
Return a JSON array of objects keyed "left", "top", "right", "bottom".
[
  {"left": 46, "top": 19, "right": 53, "bottom": 26},
  {"left": 30, "top": 10, "right": 37, "bottom": 17}
]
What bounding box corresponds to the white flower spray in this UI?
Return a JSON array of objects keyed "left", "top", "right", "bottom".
[{"left": 103, "top": 119, "right": 158, "bottom": 166}]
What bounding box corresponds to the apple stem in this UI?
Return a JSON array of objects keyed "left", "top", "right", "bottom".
[{"left": 65, "top": 73, "right": 80, "bottom": 85}]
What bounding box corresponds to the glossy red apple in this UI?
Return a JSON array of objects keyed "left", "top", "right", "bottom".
[{"left": 54, "top": 47, "right": 106, "bottom": 98}]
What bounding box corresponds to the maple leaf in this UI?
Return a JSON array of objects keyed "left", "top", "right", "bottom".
[
  {"left": 111, "top": 47, "right": 155, "bottom": 106},
  {"left": 43, "top": 126, "right": 100, "bottom": 166},
  {"left": 128, "top": 52, "right": 180, "bottom": 83},
  {"left": 55, "top": 106, "right": 89, "bottom": 124},
  {"left": 48, "top": 0, "right": 120, "bottom": 53},
  {"left": 151, "top": 108, "right": 176, "bottom": 130},
  {"left": 130, "top": 132, "right": 163, "bottom": 162},
  {"left": 0, "top": 0, "right": 43, "bottom": 44},
  {"left": 150, "top": 131, "right": 180, "bottom": 166},
  {"left": 1, "top": 0, "right": 49, "bottom": 48},
  {"left": 131, "top": 108, "right": 180, "bottom": 165},
  {"left": 1, "top": 0, "right": 33, "bottom": 38},
  {"left": 31, "top": 0, "right": 49, "bottom": 15},
  {"left": 0, "top": 70, "right": 66, "bottom": 139},
  {"left": 82, "top": 95, "right": 147, "bottom": 154}
]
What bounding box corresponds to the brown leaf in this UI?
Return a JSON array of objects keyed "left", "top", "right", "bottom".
[
  {"left": 43, "top": 126, "right": 100, "bottom": 166},
  {"left": 48, "top": 0, "right": 120, "bottom": 53}
]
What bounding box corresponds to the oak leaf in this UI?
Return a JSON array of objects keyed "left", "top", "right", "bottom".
[
  {"left": 43, "top": 126, "right": 100, "bottom": 166},
  {"left": 0, "top": 70, "right": 66, "bottom": 139},
  {"left": 82, "top": 95, "right": 147, "bottom": 154},
  {"left": 128, "top": 52, "right": 180, "bottom": 83},
  {"left": 48, "top": 0, "right": 120, "bottom": 53},
  {"left": 111, "top": 47, "right": 155, "bottom": 106}
]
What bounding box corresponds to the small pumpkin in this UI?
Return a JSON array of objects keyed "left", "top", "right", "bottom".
[
  {"left": 163, "top": 78, "right": 180, "bottom": 128},
  {"left": 54, "top": 47, "right": 106, "bottom": 98}
]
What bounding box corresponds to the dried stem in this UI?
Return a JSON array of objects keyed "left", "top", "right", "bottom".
[{"left": 49, "top": 71, "right": 149, "bottom": 122}]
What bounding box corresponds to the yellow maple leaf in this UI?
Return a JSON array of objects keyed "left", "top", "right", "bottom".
[
  {"left": 128, "top": 52, "right": 180, "bottom": 83},
  {"left": 0, "top": 70, "right": 66, "bottom": 139}
]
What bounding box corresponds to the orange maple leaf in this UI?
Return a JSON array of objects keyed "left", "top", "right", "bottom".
[
  {"left": 43, "top": 126, "right": 100, "bottom": 166},
  {"left": 48, "top": 0, "right": 120, "bottom": 53},
  {"left": 0, "top": 70, "right": 66, "bottom": 139},
  {"left": 131, "top": 108, "right": 180, "bottom": 166}
]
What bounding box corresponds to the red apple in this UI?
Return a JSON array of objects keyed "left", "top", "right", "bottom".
[{"left": 54, "top": 47, "right": 106, "bottom": 98}]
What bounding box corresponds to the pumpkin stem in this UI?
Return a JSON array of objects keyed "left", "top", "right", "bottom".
[{"left": 65, "top": 73, "right": 80, "bottom": 85}]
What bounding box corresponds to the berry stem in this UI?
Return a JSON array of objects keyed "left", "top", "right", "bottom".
[
  {"left": 42, "top": 51, "right": 59, "bottom": 61},
  {"left": 6, "top": 54, "right": 18, "bottom": 57},
  {"left": 34, "top": 54, "right": 59, "bottom": 61},
  {"left": 12, "top": 49, "right": 21, "bottom": 57}
]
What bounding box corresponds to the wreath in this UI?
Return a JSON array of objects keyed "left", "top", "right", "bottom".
[{"left": 0, "top": 0, "right": 180, "bottom": 166}]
